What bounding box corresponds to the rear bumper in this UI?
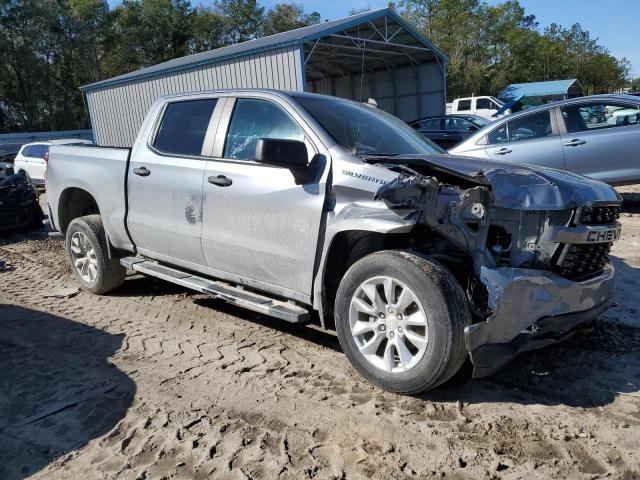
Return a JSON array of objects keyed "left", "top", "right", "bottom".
[{"left": 465, "top": 264, "right": 615, "bottom": 378}]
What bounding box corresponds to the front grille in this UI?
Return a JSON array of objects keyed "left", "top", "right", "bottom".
[
  {"left": 580, "top": 206, "right": 621, "bottom": 225},
  {"left": 556, "top": 243, "right": 612, "bottom": 280}
]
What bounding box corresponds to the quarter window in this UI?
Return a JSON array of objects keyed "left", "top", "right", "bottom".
[
  {"left": 224, "top": 99, "right": 305, "bottom": 161},
  {"left": 561, "top": 102, "right": 640, "bottom": 133},
  {"left": 22, "top": 145, "right": 48, "bottom": 158},
  {"left": 154, "top": 99, "right": 217, "bottom": 156}
]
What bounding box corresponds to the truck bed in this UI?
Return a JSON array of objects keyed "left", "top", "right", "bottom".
[{"left": 47, "top": 145, "right": 133, "bottom": 251}]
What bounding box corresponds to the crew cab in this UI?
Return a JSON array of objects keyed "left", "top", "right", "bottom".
[
  {"left": 446, "top": 96, "right": 509, "bottom": 120},
  {"left": 47, "top": 90, "right": 622, "bottom": 393}
]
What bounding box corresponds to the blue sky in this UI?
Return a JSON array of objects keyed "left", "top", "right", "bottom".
[
  {"left": 258, "top": 0, "right": 638, "bottom": 77},
  {"left": 106, "top": 0, "right": 637, "bottom": 77}
]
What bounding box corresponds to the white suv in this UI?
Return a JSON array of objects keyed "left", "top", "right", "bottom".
[{"left": 14, "top": 139, "right": 93, "bottom": 187}]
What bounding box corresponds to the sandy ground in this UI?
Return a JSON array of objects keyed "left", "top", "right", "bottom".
[{"left": 0, "top": 193, "right": 639, "bottom": 479}]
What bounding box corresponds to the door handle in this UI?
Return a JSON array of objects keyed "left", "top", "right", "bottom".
[
  {"left": 494, "top": 148, "right": 512, "bottom": 155},
  {"left": 565, "top": 139, "right": 586, "bottom": 146},
  {"left": 208, "top": 175, "right": 232, "bottom": 187},
  {"left": 133, "top": 166, "right": 151, "bottom": 176}
]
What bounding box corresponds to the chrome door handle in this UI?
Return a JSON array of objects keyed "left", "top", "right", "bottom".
[
  {"left": 565, "top": 139, "right": 586, "bottom": 146},
  {"left": 133, "top": 166, "right": 150, "bottom": 176},
  {"left": 208, "top": 175, "right": 232, "bottom": 187},
  {"left": 495, "top": 148, "right": 512, "bottom": 155}
]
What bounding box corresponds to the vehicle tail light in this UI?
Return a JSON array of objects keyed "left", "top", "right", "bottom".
[{"left": 43, "top": 152, "right": 49, "bottom": 163}]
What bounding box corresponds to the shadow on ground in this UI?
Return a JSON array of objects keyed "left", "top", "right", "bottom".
[
  {"left": 198, "top": 256, "right": 640, "bottom": 410},
  {"left": 0, "top": 304, "right": 135, "bottom": 480}
]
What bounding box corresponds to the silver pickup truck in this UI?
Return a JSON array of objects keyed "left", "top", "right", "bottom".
[{"left": 47, "top": 90, "right": 622, "bottom": 394}]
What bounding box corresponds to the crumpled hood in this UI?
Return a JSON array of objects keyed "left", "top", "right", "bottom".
[{"left": 371, "top": 154, "right": 621, "bottom": 210}]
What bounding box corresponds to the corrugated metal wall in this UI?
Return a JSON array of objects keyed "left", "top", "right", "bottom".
[
  {"left": 86, "top": 46, "right": 303, "bottom": 147},
  {"left": 306, "top": 63, "right": 445, "bottom": 121}
]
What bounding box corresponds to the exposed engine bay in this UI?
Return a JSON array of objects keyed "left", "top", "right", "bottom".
[{"left": 366, "top": 154, "right": 622, "bottom": 376}]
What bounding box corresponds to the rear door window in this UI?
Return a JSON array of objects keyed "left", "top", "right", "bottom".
[
  {"left": 445, "top": 117, "right": 473, "bottom": 130},
  {"left": 22, "top": 144, "right": 48, "bottom": 158},
  {"left": 416, "top": 118, "right": 442, "bottom": 130},
  {"left": 154, "top": 99, "right": 217, "bottom": 156},
  {"left": 561, "top": 102, "right": 640, "bottom": 133},
  {"left": 223, "top": 99, "right": 305, "bottom": 161},
  {"left": 457, "top": 100, "right": 471, "bottom": 111}
]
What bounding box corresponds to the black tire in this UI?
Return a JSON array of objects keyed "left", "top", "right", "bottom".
[
  {"left": 65, "top": 215, "right": 125, "bottom": 294},
  {"left": 335, "top": 250, "right": 471, "bottom": 394}
]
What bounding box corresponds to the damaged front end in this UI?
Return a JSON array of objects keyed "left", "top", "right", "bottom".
[{"left": 370, "top": 155, "right": 622, "bottom": 377}]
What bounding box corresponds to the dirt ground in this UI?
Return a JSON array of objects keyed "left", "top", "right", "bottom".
[{"left": 0, "top": 192, "right": 639, "bottom": 480}]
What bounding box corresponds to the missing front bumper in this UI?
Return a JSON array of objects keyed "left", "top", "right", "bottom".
[{"left": 464, "top": 264, "right": 615, "bottom": 378}]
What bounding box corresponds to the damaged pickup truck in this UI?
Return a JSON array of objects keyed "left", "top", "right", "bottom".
[{"left": 46, "top": 90, "right": 622, "bottom": 393}]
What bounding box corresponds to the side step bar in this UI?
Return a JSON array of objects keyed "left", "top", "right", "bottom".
[{"left": 120, "top": 257, "right": 310, "bottom": 323}]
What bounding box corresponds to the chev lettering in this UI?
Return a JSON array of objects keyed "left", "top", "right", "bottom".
[
  {"left": 586, "top": 228, "right": 621, "bottom": 243},
  {"left": 342, "top": 169, "right": 387, "bottom": 185}
]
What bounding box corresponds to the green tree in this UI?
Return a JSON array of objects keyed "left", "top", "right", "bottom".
[
  {"left": 189, "top": 6, "right": 226, "bottom": 53},
  {"left": 114, "top": 0, "right": 194, "bottom": 67},
  {"left": 215, "top": 0, "right": 264, "bottom": 43},
  {"left": 261, "top": 3, "right": 320, "bottom": 36}
]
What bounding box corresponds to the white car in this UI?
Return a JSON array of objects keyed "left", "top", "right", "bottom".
[{"left": 14, "top": 139, "right": 93, "bottom": 187}]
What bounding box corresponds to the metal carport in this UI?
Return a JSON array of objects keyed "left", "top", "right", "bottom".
[
  {"left": 499, "top": 79, "right": 583, "bottom": 102},
  {"left": 81, "top": 8, "right": 447, "bottom": 147}
]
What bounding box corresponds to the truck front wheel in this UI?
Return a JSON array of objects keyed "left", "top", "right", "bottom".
[
  {"left": 65, "top": 215, "right": 125, "bottom": 294},
  {"left": 335, "top": 251, "right": 471, "bottom": 394}
]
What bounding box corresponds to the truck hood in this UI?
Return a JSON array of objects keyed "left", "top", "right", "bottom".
[{"left": 366, "top": 153, "right": 621, "bottom": 210}]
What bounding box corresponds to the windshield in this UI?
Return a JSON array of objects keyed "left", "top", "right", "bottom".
[
  {"left": 294, "top": 96, "right": 445, "bottom": 156},
  {"left": 469, "top": 115, "right": 490, "bottom": 127}
]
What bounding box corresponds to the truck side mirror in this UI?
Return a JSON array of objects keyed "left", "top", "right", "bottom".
[{"left": 255, "top": 138, "right": 308, "bottom": 169}]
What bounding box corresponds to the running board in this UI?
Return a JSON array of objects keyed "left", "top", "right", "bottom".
[{"left": 120, "top": 257, "right": 310, "bottom": 323}]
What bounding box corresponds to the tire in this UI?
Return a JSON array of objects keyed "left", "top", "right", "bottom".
[
  {"left": 335, "top": 250, "right": 471, "bottom": 394},
  {"left": 65, "top": 215, "right": 125, "bottom": 294}
]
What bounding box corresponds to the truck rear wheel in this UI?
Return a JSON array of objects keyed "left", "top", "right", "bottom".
[
  {"left": 66, "top": 215, "right": 125, "bottom": 294},
  {"left": 335, "top": 250, "right": 471, "bottom": 394}
]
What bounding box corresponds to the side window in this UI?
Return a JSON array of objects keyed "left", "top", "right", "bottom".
[
  {"left": 457, "top": 99, "right": 471, "bottom": 112},
  {"left": 154, "top": 99, "right": 217, "bottom": 156},
  {"left": 445, "top": 118, "right": 472, "bottom": 130},
  {"left": 561, "top": 102, "right": 640, "bottom": 133},
  {"left": 507, "top": 111, "right": 553, "bottom": 142},
  {"left": 417, "top": 118, "right": 442, "bottom": 130},
  {"left": 476, "top": 98, "right": 492, "bottom": 110},
  {"left": 487, "top": 123, "right": 509, "bottom": 144},
  {"left": 22, "top": 145, "right": 48, "bottom": 158},
  {"left": 224, "top": 99, "right": 305, "bottom": 161}
]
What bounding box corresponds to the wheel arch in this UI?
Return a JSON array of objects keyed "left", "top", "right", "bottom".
[
  {"left": 58, "top": 187, "right": 101, "bottom": 234},
  {"left": 313, "top": 218, "right": 417, "bottom": 329}
]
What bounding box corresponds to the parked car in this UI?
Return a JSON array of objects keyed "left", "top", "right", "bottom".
[
  {"left": 47, "top": 90, "right": 621, "bottom": 394},
  {"left": 13, "top": 139, "right": 93, "bottom": 187},
  {"left": 0, "top": 169, "right": 43, "bottom": 234},
  {"left": 408, "top": 115, "right": 490, "bottom": 149},
  {"left": 449, "top": 94, "right": 640, "bottom": 185},
  {"left": 446, "top": 96, "right": 509, "bottom": 120}
]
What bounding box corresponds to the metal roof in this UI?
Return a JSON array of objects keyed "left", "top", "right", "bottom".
[
  {"left": 500, "top": 79, "right": 581, "bottom": 100},
  {"left": 81, "top": 8, "right": 447, "bottom": 92}
]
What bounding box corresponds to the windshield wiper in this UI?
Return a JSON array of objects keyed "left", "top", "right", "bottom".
[{"left": 359, "top": 152, "right": 400, "bottom": 157}]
